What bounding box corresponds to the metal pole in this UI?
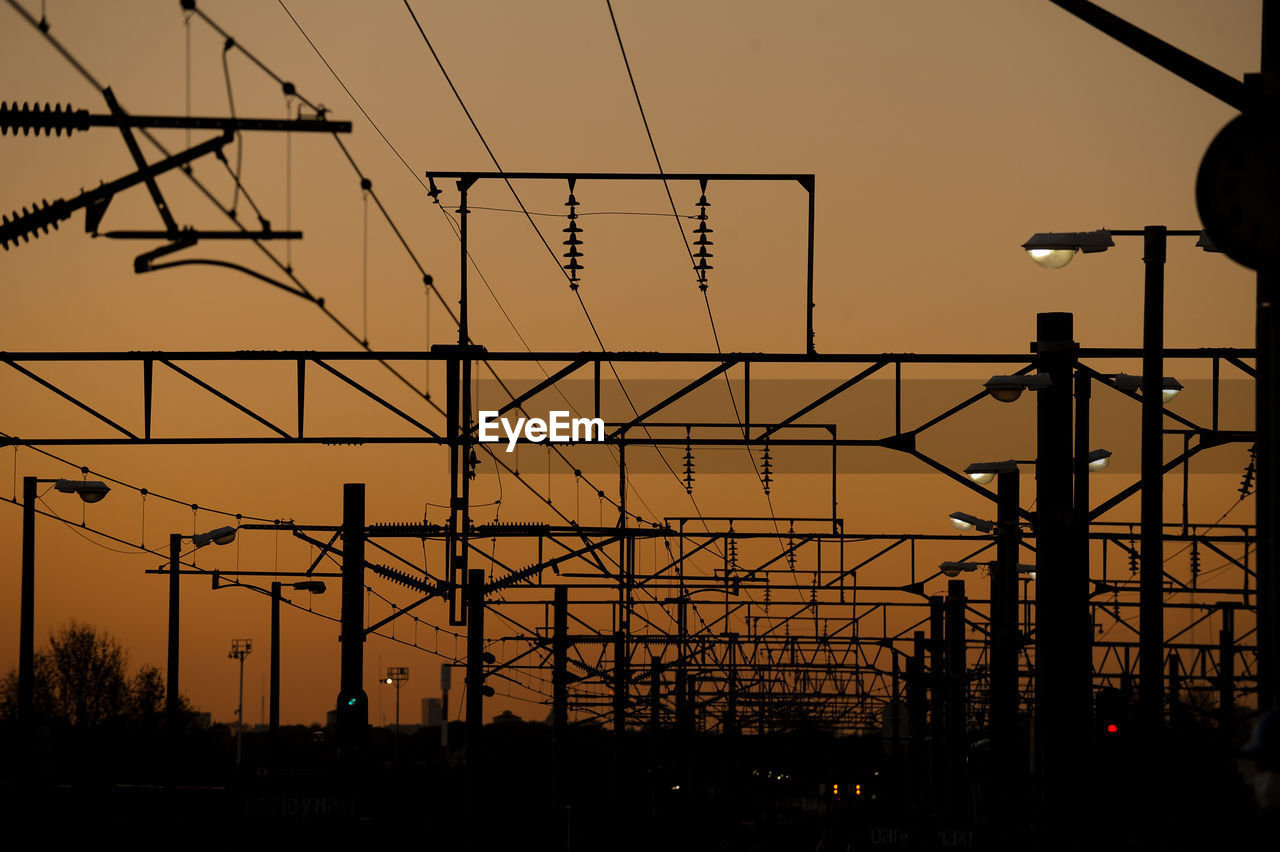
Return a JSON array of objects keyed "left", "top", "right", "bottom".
[
  {"left": 270, "top": 581, "right": 281, "bottom": 735},
  {"left": 946, "top": 579, "right": 967, "bottom": 818},
  {"left": 1257, "top": 0, "right": 1280, "bottom": 714},
  {"left": 613, "top": 629, "right": 628, "bottom": 737},
  {"left": 726, "top": 633, "right": 739, "bottom": 736},
  {"left": 394, "top": 680, "right": 401, "bottom": 764},
  {"left": 909, "top": 630, "right": 926, "bottom": 813},
  {"left": 458, "top": 181, "right": 469, "bottom": 346},
  {"left": 890, "top": 647, "right": 901, "bottom": 755},
  {"left": 441, "top": 663, "right": 450, "bottom": 754},
  {"left": 553, "top": 587, "right": 569, "bottom": 732},
  {"left": 446, "top": 355, "right": 462, "bottom": 623},
  {"left": 167, "top": 532, "right": 182, "bottom": 729},
  {"left": 465, "top": 567, "right": 486, "bottom": 766},
  {"left": 929, "top": 594, "right": 946, "bottom": 815},
  {"left": 805, "top": 177, "right": 816, "bottom": 354},
  {"left": 336, "top": 482, "right": 368, "bottom": 749},
  {"left": 1075, "top": 365, "right": 1092, "bottom": 668},
  {"left": 236, "top": 651, "right": 245, "bottom": 770},
  {"left": 649, "top": 656, "right": 662, "bottom": 730},
  {"left": 1140, "top": 226, "right": 1167, "bottom": 732},
  {"left": 19, "top": 476, "right": 36, "bottom": 725},
  {"left": 676, "top": 524, "right": 689, "bottom": 732},
  {"left": 1219, "top": 605, "right": 1235, "bottom": 734},
  {"left": 991, "top": 470, "right": 1021, "bottom": 786},
  {"left": 553, "top": 587, "right": 568, "bottom": 803},
  {"left": 1034, "top": 312, "right": 1081, "bottom": 816},
  {"left": 1258, "top": 268, "right": 1278, "bottom": 711}
]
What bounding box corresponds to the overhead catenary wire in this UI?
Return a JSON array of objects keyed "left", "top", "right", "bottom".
[
  {"left": 603, "top": 0, "right": 790, "bottom": 587},
  {"left": 9, "top": 1, "right": 453, "bottom": 422},
  {"left": 401, "top": 1, "right": 737, "bottom": 568},
  {"left": 269, "top": 1, "right": 654, "bottom": 530},
  {"left": 17, "top": 0, "right": 629, "bottom": 554},
  {"left": 2, "top": 487, "right": 552, "bottom": 698},
  {"left": 3, "top": 433, "right": 278, "bottom": 524}
]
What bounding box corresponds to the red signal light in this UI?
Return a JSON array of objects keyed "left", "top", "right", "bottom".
[{"left": 1105, "top": 722, "right": 1119, "bottom": 735}]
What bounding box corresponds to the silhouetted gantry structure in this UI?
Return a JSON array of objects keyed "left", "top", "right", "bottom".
[
  {"left": 4, "top": 3, "right": 1277, "bottom": 843},
  {"left": 2, "top": 341, "right": 1258, "bottom": 751}
]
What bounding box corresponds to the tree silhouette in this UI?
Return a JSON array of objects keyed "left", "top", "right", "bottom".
[{"left": 0, "top": 620, "right": 181, "bottom": 726}]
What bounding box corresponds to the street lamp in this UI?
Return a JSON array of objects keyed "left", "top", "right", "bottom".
[
  {"left": 167, "top": 525, "right": 239, "bottom": 730},
  {"left": 939, "top": 561, "right": 982, "bottom": 578},
  {"left": 962, "top": 453, "right": 1110, "bottom": 488},
  {"left": 984, "top": 374, "right": 1052, "bottom": 403},
  {"left": 270, "top": 580, "right": 327, "bottom": 738},
  {"left": 192, "top": 525, "right": 237, "bottom": 547},
  {"left": 1021, "top": 226, "right": 1212, "bottom": 733},
  {"left": 938, "top": 560, "right": 1035, "bottom": 578},
  {"left": 963, "top": 459, "right": 1021, "bottom": 486},
  {"left": 228, "top": 638, "right": 252, "bottom": 770},
  {"left": 384, "top": 666, "right": 410, "bottom": 763},
  {"left": 1108, "top": 372, "right": 1183, "bottom": 402},
  {"left": 1021, "top": 229, "right": 1115, "bottom": 269},
  {"left": 19, "top": 475, "right": 112, "bottom": 723},
  {"left": 52, "top": 478, "right": 110, "bottom": 502},
  {"left": 949, "top": 512, "right": 994, "bottom": 534}
]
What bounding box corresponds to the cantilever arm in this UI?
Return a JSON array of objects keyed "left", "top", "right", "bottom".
[{"left": 1046, "top": 0, "right": 1247, "bottom": 110}]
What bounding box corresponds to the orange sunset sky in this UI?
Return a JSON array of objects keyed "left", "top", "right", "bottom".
[{"left": 0, "top": 1, "right": 1263, "bottom": 726}]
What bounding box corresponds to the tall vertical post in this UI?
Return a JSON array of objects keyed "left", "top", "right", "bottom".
[
  {"left": 236, "top": 650, "right": 246, "bottom": 770},
  {"left": 909, "top": 630, "right": 926, "bottom": 813},
  {"left": 393, "top": 679, "right": 402, "bottom": 763},
  {"left": 446, "top": 355, "right": 461, "bottom": 623},
  {"left": 1219, "top": 605, "right": 1235, "bottom": 734},
  {"left": 804, "top": 176, "right": 816, "bottom": 355},
  {"left": 676, "top": 522, "right": 690, "bottom": 732},
  {"left": 1034, "top": 312, "right": 1081, "bottom": 816},
  {"left": 270, "top": 581, "right": 281, "bottom": 735},
  {"left": 19, "top": 475, "right": 36, "bottom": 725},
  {"left": 890, "top": 647, "right": 902, "bottom": 754},
  {"left": 336, "top": 482, "right": 368, "bottom": 749},
  {"left": 441, "top": 662, "right": 451, "bottom": 753},
  {"left": 929, "top": 594, "right": 946, "bottom": 814},
  {"left": 1256, "top": 0, "right": 1279, "bottom": 714},
  {"left": 946, "top": 579, "right": 968, "bottom": 818},
  {"left": 553, "top": 587, "right": 569, "bottom": 734},
  {"left": 649, "top": 656, "right": 662, "bottom": 730},
  {"left": 458, "top": 180, "right": 470, "bottom": 346},
  {"left": 1140, "top": 226, "right": 1167, "bottom": 732},
  {"left": 167, "top": 532, "right": 182, "bottom": 730},
  {"left": 1258, "top": 261, "right": 1279, "bottom": 711},
  {"left": 465, "top": 567, "right": 487, "bottom": 767},
  {"left": 613, "top": 629, "right": 629, "bottom": 736},
  {"left": 1074, "top": 366, "right": 1093, "bottom": 687},
  {"left": 726, "top": 633, "right": 739, "bottom": 736},
  {"left": 443, "top": 345, "right": 480, "bottom": 627},
  {"left": 991, "top": 470, "right": 1021, "bottom": 785}
]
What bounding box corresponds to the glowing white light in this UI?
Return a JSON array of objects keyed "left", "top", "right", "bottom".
[{"left": 1027, "top": 248, "right": 1077, "bottom": 269}]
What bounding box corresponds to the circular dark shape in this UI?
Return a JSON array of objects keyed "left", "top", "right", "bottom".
[{"left": 1196, "top": 113, "right": 1280, "bottom": 271}]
